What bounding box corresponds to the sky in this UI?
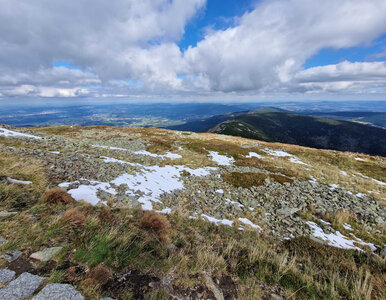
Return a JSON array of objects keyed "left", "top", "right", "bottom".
[{"left": 0, "top": 0, "right": 386, "bottom": 102}]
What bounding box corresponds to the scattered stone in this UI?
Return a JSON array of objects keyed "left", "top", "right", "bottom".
[
  {"left": 32, "top": 283, "right": 84, "bottom": 300},
  {"left": 0, "top": 250, "right": 23, "bottom": 262},
  {"left": 0, "top": 269, "right": 16, "bottom": 283},
  {"left": 0, "top": 236, "right": 7, "bottom": 246},
  {"left": 0, "top": 272, "right": 45, "bottom": 300},
  {"left": 268, "top": 293, "right": 284, "bottom": 300},
  {"left": 204, "top": 273, "right": 224, "bottom": 300},
  {"left": 30, "top": 247, "right": 63, "bottom": 262},
  {"left": 0, "top": 211, "right": 18, "bottom": 217},
  {"left": 380, "top": 246, "right": 386, "bottom": 257}
]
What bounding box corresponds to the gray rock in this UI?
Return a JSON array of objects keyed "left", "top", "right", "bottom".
[
  {"left": 0, "top": 236, "right": 7, "bottom": 246},
  {"left": 30, "top": 247, "right": 63, "bottom": 262},
  {"left": 380, "top": 246, "right": 386, "bottom": 257},
  {"left": 0, "top": 211, "right": 18, "bottom": 217},
  {"left": 0, "top": 269, "right": 16, "bottom": 283},
  {"left": 0, "top": 250, "right": 23, "bottom": 262},
  {"left": 204, "top": 274, "right": 224, "bottom": 300},
  {"left": 32, "top": 283, "right": 84, "bottom": 300},
  {"left": 277, "top": 207, "right": 299, "bottom": 216},
  {"left": 0, "top": 272, "right": 45, "bottom": 300}
]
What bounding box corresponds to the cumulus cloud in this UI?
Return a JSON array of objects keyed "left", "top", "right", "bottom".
[
  {"left": 0, "top": 0, "right": 385, "bottom": 99},
  {"left": 183, "top": 0, "right": 386, "bottom": 93}
]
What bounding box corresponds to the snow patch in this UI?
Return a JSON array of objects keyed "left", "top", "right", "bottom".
[
  {"left": 225, "top": 199, "right": 244, "bottom": 208},
  {"left": 263, "top": 148, "right": 292, "bottom": 157},
  {"left": 372, "top": 179, "right": 386, "bottom": 186},
  {"left": 289, "top": 157, "right": 308, "bottom": 165},
  {"left": 246, "top": 152, "right": 264, "bottom": 159},
  {"left": 133, "top": 150, "right": 182, "bottom": 160},
  {"left": 354, "top": 157, "right": 365, "bottom": 161},
  {"left": 7, "top": 177, "right": 32, "bottom": 185},
  {"left": 64, "top": 181, "right": 117, "bottom": 206},
  {"left": 307, "top": 221, "right": 376, "bottom": 252},
  {"left": 216, "top": 189, "right": 224, "bottom": 194},
  {"left": 339, "top": 171, "right": 348, "bottom": 176},
  {"left": 92, "top": 145, "right": 129, "bottom": 151},
  {"left": 208, "top": 151, "right": 234, "bottom": 166},
  {"left": 201, "top": 214, "right": 234, "bottom": 226},
  {"left": 0, "top": 127, "right": 41, "bottom": 139},
  {"left": 238, "top": 218, "right": 262, "bottom": 231},
  {"left": 111, "top": 165, "right": 215, "bottom": 210}
]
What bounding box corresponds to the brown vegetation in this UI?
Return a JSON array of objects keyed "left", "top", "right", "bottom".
[
  {"left": 140, "top": 211, "right": 170, "bottom": 242},
  {"left": 89, "top": 263, "right": 114, "bottom": 286},
  {"left": 61, "top": 208, "right": 86, "bottom": 230},
  {"left": 42, "top": 187, "right": 75, "bottom": 205}
]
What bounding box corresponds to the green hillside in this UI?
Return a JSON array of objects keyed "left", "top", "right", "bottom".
[{"left": 209, "top": 112, "right": 386, "bottom": 156}]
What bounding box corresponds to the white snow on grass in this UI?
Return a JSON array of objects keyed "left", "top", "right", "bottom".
[
  {"left": 372, "top": 179, "right": 386, "bottom": 186},
  {"left": 7, "top": 177, "right": 32, "bottom": 185},
  {"left": 94, "top": 146, "right": 182, "bottom": 160},
  {"left": 308, "top": 176, "right": 318, "bottom": 185},
  {"left": 246, "top": 152, "right": 264, "bottom": 159},
  {"left": 238, "top": 218, "right": 262, "bottom": 231},
  {"left": 62, "top": 181, "right": 117, "bottom": 206},
  {"left": 111, "top": 165, "right": 214, "bottom": 210},
  {"left": 354, "top": 157, "right": 365, "bottom": 161},
  {"left": 133, "top": 150, "right": 182, "bottom": 160},
  {"left": 208, "top": 151, "right": 234, "bottom": 166},
  {"left": 262, "top": 148, "right": 292, "bottom": 157},
  {"left": 101, "top": 156, "right": 140, "bottom": 167},
  {"left": 263, "top": 148, "right": 307, "bottom": 165},
  {"left": 224, "top": 199, "right": 244, "bottom": 208},
  {"left": 157, "top": 208, "right": 172, "bottom": 214},
  {"left": 49, "top": 151, "right": 60, "bottom": 154},
  {"left": 355, "top": 193, "right": 366, "bottom": 198},
  {"left": 340, "top": 171, "right": 348, "bottom": 176},
  {"left": 307, "top": 221, "right": 376, "bottom": 252},
  {"left": 201, "top": 214, "right": 234, "bottom": 226},
  {"left": 92, "top": 145, "right": 129, "bottom": 151},
  {"left": 0, "top": 128, "right": 41, "bottom": 139},
  {"left": 343, "top": 223, "right": 353, "bottom": 231},
  {"left": 289, "top": 157, "right": 308, "bottom": 165},
  {"left": 329, "top": 184, "right": 340, "bottom": 190},
  {"left": 216, "top": 189, "right": 224, "bottom": 194}
]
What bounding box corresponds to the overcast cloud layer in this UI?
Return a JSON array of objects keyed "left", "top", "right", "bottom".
[{"left": 0, "top": 0, "right": 386, "bottom": 100}]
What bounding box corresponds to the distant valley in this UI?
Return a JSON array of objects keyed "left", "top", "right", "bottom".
[{"left": 167, "top": 108, "right": 386, "bottom": 156}]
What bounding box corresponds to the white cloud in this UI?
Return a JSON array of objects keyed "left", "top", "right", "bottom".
[
  {"left": 183, "top": 0, "right": 386, "bottom": 94},
  {"left": 0, "top": 0, "right": 385, "bottom": 99}
]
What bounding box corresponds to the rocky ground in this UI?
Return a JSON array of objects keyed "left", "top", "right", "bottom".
[{"left": 0, "top": 124, "right": 385, "bottom": 299}]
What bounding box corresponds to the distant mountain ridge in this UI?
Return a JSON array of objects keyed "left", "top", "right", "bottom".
[{"left": 167, "top": 110, "right": 386, "bottom": 156}]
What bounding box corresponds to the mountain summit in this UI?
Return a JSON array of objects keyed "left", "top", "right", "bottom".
[{"left": 0, "top": 125, "right": 385, "bottom": 299}]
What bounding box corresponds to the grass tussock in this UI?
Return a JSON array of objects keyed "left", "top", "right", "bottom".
[
  {"left": 42, "top": 187, "right": 75, "bottom": 205},
  {"left": 61, "top": 208, "right": 86, "bottom": 231},
  {"left": 140, "top": 211, "right": 170, "bottom": 243},
  {"left": 89, "top": 263, "right": 114, "bottom": 286}
]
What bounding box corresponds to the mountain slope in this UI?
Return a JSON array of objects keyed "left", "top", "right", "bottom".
[
  {"left": 0, "top": 124, "right": 385, "bottom": 299},
  {"left": 178, "top": 111, "right": 386, "bottom": 156}
]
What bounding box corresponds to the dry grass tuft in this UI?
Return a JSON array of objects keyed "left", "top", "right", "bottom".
[
  {"left": 61, "top": 208, "right": 86, "bottom": 231},
  {"left": 89, "top": 263, "right": 114, "bottom": 286},
  {"left": 42, "top": 187, "right": 75, "bottom": 205},
  {"left": 331, "top": 210, "right": 354, "bottom": 228},
  {"left": 140, "top": 211, "right": 170, "bottom": 242}
]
